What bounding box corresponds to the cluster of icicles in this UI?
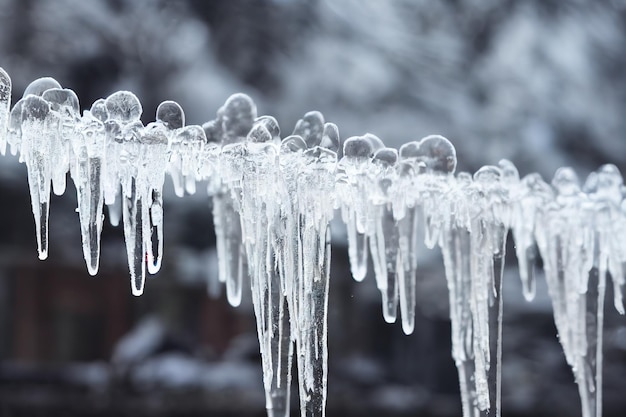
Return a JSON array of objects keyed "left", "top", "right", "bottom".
[{"left": 0, "top": 67, "right": 623, "bottom": 417}]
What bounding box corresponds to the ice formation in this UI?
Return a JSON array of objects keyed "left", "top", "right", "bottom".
[{"left": 0, "top": 68, "right": 624, "bottom": 417}]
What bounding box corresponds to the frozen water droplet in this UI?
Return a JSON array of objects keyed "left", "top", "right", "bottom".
[
  {"left": 219, "top": 93, "right": 257, "bottom": 142},
  {"left": 293, "top": 110, "right": 324, "bottom": 148},
  {"left": 343, "top": 136, "right": 372, "bottom": 158},
  {"left": 248, "top": 123, "right": 272, "bottom": 143},
  {"left": 90, "top": 99, "right": 108, "bottom": 122},
  {"left": 473, "top": 165, "right": 501, "bottom": 183},
  {"left": 372, "top": 147, "right": 398, "bottom": 167},
  {"left": 177, "top": 125, "right": 206, "bottom": 145},
  {"left": 363, "top": 133, "right": 384, "bottom": 155},
  {"left": 399, "top": 141, "right": 420, "bottom": 160},
  {"left": 418, "top": 135, "right": 457, "bottom": 174},
  {"left": 523, "top": 173, "right": 552, "bottom": 197},
  {"left": 320, "top": 122, "right": 340, "bottom": 155},
  {"left": 498, "top": 159, "right": 519, "bottom": 183},
  {"left": 280, "top": 135, "right": 307, "bottom": 153},
  {"left": 105, "top": 91, "right": 142, "bottom": 123},
  {"left": 23, "top": 77, "right": 62, "bottom": 97},
  {"left": 255, "top": 115, "right": 280, "bottom": 141},
  {"left": 22, "top": 95, "right": 50, "bottom": 122},
  {"left": 42, "top": 88, "right": 79, "bottom": 114},
  {"left": 596, "top": 164, "right": 622, "bottom": 192},
  {"left": 552, "top": 167, "right": 580, "bottom": 197},
  {"left": 156, "top": 100, "right": 185, "bottom": 130}
]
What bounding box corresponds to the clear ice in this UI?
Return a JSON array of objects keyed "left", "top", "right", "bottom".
[{"left": 0, "top": 67, "right": 624, "bottom": 417}]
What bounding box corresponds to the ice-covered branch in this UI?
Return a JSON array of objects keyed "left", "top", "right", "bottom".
[{"left": 0, "top": 69, "right": 624, "bottom": 417}]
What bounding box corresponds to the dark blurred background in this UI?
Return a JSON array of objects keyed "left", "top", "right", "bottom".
[{"left": 0, "top": 0, "right": 625, "bottom": 416}]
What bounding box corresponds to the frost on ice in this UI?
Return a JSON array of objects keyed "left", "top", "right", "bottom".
[{"left": 0, "top": 67, "right": 624, "bottom": 417}]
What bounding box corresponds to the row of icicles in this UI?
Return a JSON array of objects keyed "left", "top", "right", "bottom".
[{"left": 0, "top": 67, "right": 623, "bottom": 417}]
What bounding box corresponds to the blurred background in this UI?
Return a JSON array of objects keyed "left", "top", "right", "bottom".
[{"left": 0, "top": 0, "right": 625, "bottom": 416}]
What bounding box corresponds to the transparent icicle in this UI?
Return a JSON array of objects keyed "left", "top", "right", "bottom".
[
  {"left": 211, "top": 93, "right": 257, "bottom": 307},
  {"left": 105, "top": 91, "right": 147, "bottom": 296},
  {"left": 510, "top": 171, "right": 553, "bottom": 302},
  {"left": 160, "top": 100, "right": 187, "bottom": 197},
  {"left": 242, "top": 122, "right": 294, "bottom": 417},
  {"left": 291, "top": 112, "right": 336, "bottom": 417},
  {"left": 42, "top": 88, "right": 79, "bottom": 197},
  {"left": 278, "top": 133, "right": 308, "bottom": 415},
  {"left": 371, "top": 147, "right": 401, "bottom": 324},
  {"left": 71, "top": 101, "right": 106, "bottom": 275},
  {"left": 338, "top": 136, "right": 374, "bottom": 282},
  {"left": 7, "top": 67, "right": 626, "bottom": 417},
  {"left": 218, "top": 180, "right": 246, "bottom": 308},
  {"left": 0, "top": 67, "right": 11, "bottom": 155},
  {"left": 469, "top": 166, "right": 507, "bottom": 417},
  {"left": 21, "top": 95, "right": 53, "bottom": 260},
  {"left": 535, "top": 165, "right": 625, "bottom": 417},
  {"left": 142, "top": 125, "right": 171, "bottom": 276}
]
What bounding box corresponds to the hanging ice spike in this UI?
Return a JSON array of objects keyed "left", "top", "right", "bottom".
[
  {"left": 0, "top": 67, "right": 11, "bottom": 155},
  {"left": 1, "top": 66, "right": 624, "bottom": 417}
]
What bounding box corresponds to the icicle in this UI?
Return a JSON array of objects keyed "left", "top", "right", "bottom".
[
  {"left": 7, "top": 99, "right": 25, "bottom": 158},
  {"left": 436, "top": 143, "right": 506, "bottom": 416},
  {"left": 241, "top": 121, "right": 294, "bottom": 417},
  {"left": 510, "top": 171, "right": 552, "bottom": 301},
  {"left": 42, "top": 88, "right": 79, "bottom": 196},
  {"left": 536, "top": 167, "right": 599, "bottom": 417},
  {"left": 399, "top": 135, "right": 457, "bottom": 335},
  {"left": 346, "top": 215, "right": 369, "bottom": 282},
  {"left": 468, "top": 165, "right": 508, "bottom": 417},
  {"left": 105, "top": 91, "right": 147, "bottom": 296},
  {"left": 371, "top": 148, "right": 401, "bottom": 324},
  {"left": 211, "top": 93, "right": 257, "bottom": 306},
  {"left": 71, "top": 103, "right": 106, "bottom": 275},
  {"left": 292, "top": 111, "right": 324, "bottom": 148},
  {"left": 142, "top": 127, "right": 170, "bottom": 276},
  {"left": 0, "top": 67, "right": 11, "bottom": 155},
  {"left": 337, "top": 136, "right": 374, "bottom": 282},
  {"left": 7, "top": 67, "right": 626, "bottom": 417},
  {"left": 289, "top": 111, "right": 336, "bottom": 417},
  {"left": 21, "top": 95, "right": 53, "bottom": 260}
]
